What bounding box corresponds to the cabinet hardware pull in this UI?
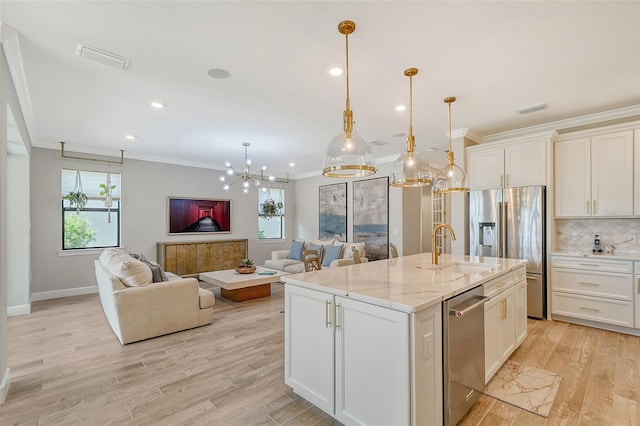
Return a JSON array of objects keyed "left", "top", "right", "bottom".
[
  {"left": 638, "top": 279, "right": 640, "bottom": 294},
  {"left": 506, "top": 174, "right": 509, "bottom": 187},
  {"left": 525, "top": 275, "right": 538, "bottom": 280},
  {"left": 578, "top": 281, "right": 599, "bottom": 286},
  {"left": 497, "top": 283, "right": 506, "bottom": 288},
  {"left": 334, "top": 303, "right": 341, "bottom": 329},
  {"left": 593, "top": 200, "right": 597, "bottom": 215},
  {"left": 578, "top": 263, "right": 600, "bottom": 267},
  {"left": 586, "top": 201, "right": 590, "bottom": 214},
  {"left": 500, "top": 175, "right": 504, "bottom": 187},
  {"left": 504, "top": 298, "right": 508, "bottom": 319},
  {"left": 579, "top": 306, "right": 600, "bottom": 312},
  {"left": 325, "top": 300, "right": 331, "bottom": 328}
]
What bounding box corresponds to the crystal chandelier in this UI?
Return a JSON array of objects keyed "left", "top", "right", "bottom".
[{"left": 219, "top": 143, "right": 276, "bottom": 194}]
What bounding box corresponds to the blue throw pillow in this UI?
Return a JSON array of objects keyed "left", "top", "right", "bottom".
[
  {"left": 307, "top": 243, "right": 324, "bottom": 259},
  {"left": 322, "top": 244, "right": 343, "bottom": 267},
  {"left": 288, "top": 240, "right": 305, "bottom": 261}
]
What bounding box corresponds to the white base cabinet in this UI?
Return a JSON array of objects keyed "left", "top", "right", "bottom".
[{"left": 285, "top": 284, "right": 442, "bottom": 426}]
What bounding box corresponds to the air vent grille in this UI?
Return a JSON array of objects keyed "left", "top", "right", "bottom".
[{"left": 75, "top": 44, "right": 130, "bottom": 70}]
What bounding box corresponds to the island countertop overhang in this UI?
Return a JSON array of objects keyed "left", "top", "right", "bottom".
[{"left": 282, "top": 252, "right": 528, "bottom": 313}]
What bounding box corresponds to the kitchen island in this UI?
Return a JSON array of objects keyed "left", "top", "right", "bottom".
[{"left": 282, "top": 252, "right": 527, "bottom": 426}]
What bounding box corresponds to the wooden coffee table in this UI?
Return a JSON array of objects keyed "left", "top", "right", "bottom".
[{"left": 199, "top": 267, "right": 289, "bottom": 302}]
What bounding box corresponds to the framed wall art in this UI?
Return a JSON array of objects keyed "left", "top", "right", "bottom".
[
  {"left": 353, "top": 177, "right": 389, "bottom": 261},
  {"left": 167, "top": 197, "right": 231, "bottom": 234},
  {"left": 319, "top": 182, "right": 347, "bottom": 242}
]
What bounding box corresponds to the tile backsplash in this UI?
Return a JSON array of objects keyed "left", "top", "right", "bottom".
[{"left": 555, "top": 218, "right": 640, "bottom": 253}]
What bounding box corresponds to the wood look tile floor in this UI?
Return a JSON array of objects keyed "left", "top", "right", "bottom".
[{"left": 1, "top": 282, "right": 639, "bottom": 425}]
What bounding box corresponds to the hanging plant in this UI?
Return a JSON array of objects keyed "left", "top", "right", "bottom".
[
  {"left": 260, "top": 199, "right": 283, "bottom": 220},
  {"left": 65, "top": 191, "right": 88, "bottom": 213},
  {"left": 99, "top": 169, "right": 116, "bottom": 223},
  {"left": 67, "top": 165, "right": 88, "bottom": 214}
]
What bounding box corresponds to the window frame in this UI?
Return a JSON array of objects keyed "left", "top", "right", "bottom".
[{"left": 258, "top": 187, "right": 285, "bottom": 240}]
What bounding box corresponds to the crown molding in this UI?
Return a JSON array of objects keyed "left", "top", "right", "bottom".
[
  {"left": 448, "top": 128, "right": 482, "bottom": 143},
  {"left": 482, "top": 104, "right": 640, "bottom": 144}
]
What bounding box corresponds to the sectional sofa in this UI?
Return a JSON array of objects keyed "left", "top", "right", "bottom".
[{"left": 264, "top": 239, "right": 368, "bottom": 274}]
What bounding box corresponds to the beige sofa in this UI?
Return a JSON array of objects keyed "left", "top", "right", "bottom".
[
  {"left": 264, "top": 239, "right": 367, "bottom": 273},
  {"left": 95, "top": 248, "right": 214, "bottom": 344}
]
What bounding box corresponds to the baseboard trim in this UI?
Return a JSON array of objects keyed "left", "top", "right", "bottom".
[
  {"left": 7, "top": 304, "right": 30, "bottom": 317},
  {"left": 0, "top": 368, "right": 10, "bottom": 405},
  {"left": 31, "top": 286, "right": 98, "bottom": 302}
]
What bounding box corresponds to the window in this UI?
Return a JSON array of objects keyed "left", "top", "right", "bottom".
[
  {"left": 258, "top": 188, "right": 285, "bottom": 240},
  {"left": 62, "top": 169, "right": 121, "bottom": 249}
]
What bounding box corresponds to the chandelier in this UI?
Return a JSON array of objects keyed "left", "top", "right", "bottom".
[{"left": 220, "top": 143, "right": 288, "bottom": 194}]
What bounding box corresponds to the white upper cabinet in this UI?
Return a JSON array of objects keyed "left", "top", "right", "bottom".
[
  {"left": 554, "top": 130, "right": 634, "bottom": 218},
  {"left": 634, "top": 130, "right": 640, "bottom": 216},
  {"left": 467, "top": 140, "right": 547, "bottom": 190}
]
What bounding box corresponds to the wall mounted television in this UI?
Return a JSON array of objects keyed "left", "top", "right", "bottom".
[{"left": 167, "top": 197, "right": 231, "bottom": 234}]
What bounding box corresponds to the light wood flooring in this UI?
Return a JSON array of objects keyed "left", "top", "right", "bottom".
[{"left": 1, "top": 282, "right": 639, "bottom": 425}]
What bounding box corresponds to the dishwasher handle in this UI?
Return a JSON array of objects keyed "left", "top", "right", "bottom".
[{"left": 449, "top": 296, "right": 489, "bottom": 318}]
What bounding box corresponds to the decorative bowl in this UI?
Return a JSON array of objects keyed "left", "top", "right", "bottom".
[{"left": 235, "top": 266, "right": 256, "bottom": 274}]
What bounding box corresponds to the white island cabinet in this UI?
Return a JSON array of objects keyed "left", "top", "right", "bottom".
[{"left": 283, "top": 253, "right": 528, "bottom": 426}]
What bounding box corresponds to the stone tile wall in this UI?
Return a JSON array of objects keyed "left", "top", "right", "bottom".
[{"left": 555, "top": 218, "right": 640, "bottom": 253}]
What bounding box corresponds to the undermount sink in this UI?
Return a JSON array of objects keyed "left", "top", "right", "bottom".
[{"left": 433, "top": 262, "right": 493, "bottom": 275}]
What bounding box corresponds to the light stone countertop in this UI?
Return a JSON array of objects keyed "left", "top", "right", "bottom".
[
  {"left": 552, "top": 251, "right": 640, "bottom": 262},
  {"left": 282, "top": 252, "right": 527, "bottom": 313}
]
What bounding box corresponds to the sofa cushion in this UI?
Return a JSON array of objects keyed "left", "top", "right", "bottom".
[
  {"left": 265, "top": 258, "right": 301, "bottom": 271},
  {"left": 288, "top": 240, "right": 305, "bottom": 261},
  {"left": 130, "top": 253, "right": 168, "bottom": 283},
  {"left": 283, "top": 263, "right": 306, "bottom": 274},
  {"left": 340, "top": 242, "right": 366, "bottom": 259},
  {"left": 322, "top": 244, "right": 343, "bottom": 267},
  {"left": 198, "top": 288, "right": 215, "bottom": 309},
  {"left": 307, "top": 243, "right": 324, "bottom": 260},
  {"left": 101, "top": 249, "right": 152, "bottom": 287}
]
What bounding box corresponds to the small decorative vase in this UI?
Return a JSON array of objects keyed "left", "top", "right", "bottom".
[{"left": 235, "top": 266, "right": 256, "bottom": 274}]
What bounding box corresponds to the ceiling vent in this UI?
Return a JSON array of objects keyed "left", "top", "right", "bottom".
[
  {"left": 515, "top": 102, "right": 548, "bottom": 115},
  {"left": 75, "top": 44, "right": 130, "bottom": 70}
]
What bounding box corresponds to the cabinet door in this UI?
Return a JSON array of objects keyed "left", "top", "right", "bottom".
[
  {"left": 284, "top": 285, "right": 335, "bottom": 414},
  {"left": 504, "top": 141, "right": 546, "bottom": 187},
  {"left": 515, "top": 281, "right": 528, "bottom": 346},
  {"left": 498, "top": 286, "right": 516, "bottom": 361},
  {"left": 554, "top": 138, "right": 591, "bottom": 217},
  {"left": 484, "top": 296, "right": 500, "bottom": 383},
  {"left": 467, "top": 149, "right": 505, "bottom": 190},
  {"left": 335, "top": 296, "right": 409, "bottom": 426},
  {"left": 591, "top": 131, "right": 634, "bottom": 216}
]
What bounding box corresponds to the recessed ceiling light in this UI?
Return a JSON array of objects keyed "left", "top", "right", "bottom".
[
  {"left": 150, "top": 101, "right": 165, "bottom": 109},
  {"left": 207, "top": 68, "right": 232, "bottom": 79},
  {"left": 289, "top": 162, "right": 295, "bottom": 167},
  {"left": 395, "top": 105, "right": 407, "bottom": 112},
  {"left": 515, "top": 102, "right": 548, "bottom": 114},
  {"left": 125, "top": 135, "right": 137, "bottom": 140},
  {"left": 329, "top": 67, "right": 343, "bottom": 76}
]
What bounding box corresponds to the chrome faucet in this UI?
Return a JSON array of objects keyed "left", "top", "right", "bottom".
[{"left": 432, "top": 224, "right": 457, "bottom": 265}]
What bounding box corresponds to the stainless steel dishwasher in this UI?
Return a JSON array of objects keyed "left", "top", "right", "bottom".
[{"left": 443, "top": 286, "right": 488, "bottom": 426}]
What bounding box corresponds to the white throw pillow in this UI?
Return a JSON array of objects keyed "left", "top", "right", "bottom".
[
  {"left": 341, "top": 242, "right": 365, "bottom": 259},
  {"left": 101, "top": 249, "right": 152, "bottom": 287}
]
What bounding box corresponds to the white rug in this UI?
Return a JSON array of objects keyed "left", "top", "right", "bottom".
[{"left": 483, "top": 360, "right": 562, "bottom": 417}]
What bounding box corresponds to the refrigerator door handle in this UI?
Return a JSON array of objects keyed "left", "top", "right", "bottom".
[
  {"left": 502, "top": 201, "right": 508, "bottom": 258},
  {"left": 497, "top": 202, "right": 503, "bottom": 258}
]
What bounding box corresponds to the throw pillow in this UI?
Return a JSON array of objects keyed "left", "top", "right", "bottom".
[
  {"left": 288, "top": 240, "right": 305, "bottom": 261},
  {"left": 322, "top": 244, "right": 343, "bottom": 267},
  {"left": 130, "top": 253, "right": 169, "bottom": 283},
  {"left": 307, "top": 243, "right": 324, "bottom": 260},
  {"left": 103, "top": 253, "right": 152, "bottom": 287}
]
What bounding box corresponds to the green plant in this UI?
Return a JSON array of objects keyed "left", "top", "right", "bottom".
[
  {"left": 260, "top": 199, "right": 283, "bottom": 219},
  {"left": 239, "top": 258, "right": 254, "bottom": 268},
  {"left": 64, "top": 214, "right": 96, "bottom": 248},
  {"left": 65, "top": 191, "right": 89, "bottom": 214},
  {"left": 99, "top": 183, "right": 116, "bottom": 196}
]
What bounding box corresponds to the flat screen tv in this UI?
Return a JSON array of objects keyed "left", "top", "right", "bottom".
[{"left": 167, "top": 197, "right": 231, "bottom": 234}]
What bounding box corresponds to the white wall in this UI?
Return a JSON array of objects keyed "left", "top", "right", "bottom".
[
  {"left": 293, "top": 162, "right": 426, "bottom": 258},
  {"left": 7, "top": 152, "right": 30, "bottom": 315},
  {"left": 0, "top": 44, "right": 10, "bottom": 405},
  {"left": 30, "top": 148, "right": 294, "bottom": 298}
]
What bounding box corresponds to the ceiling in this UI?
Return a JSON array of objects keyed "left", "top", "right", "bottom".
[{"left": 2, "top": 1, "right": 639, "bottom": 178}]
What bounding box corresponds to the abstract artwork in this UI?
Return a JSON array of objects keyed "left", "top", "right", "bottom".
[
  {"left": 353, "top": 177, "right": 389, "bottom": 261},
  {"left": 319, "top": 183, "right": 347, "bottom": 242}
]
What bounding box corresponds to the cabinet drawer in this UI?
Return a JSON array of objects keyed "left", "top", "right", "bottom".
[
  {"left": 551, "top": 291, "right": 634, "bottom": 327},
  {"left": 483, "top": 272, "right": 515, "bottom": 298},
  {"left": 551, "top": 268, "right": 633, "bottom": 301},
  {"left": 551, "top": 256, "right": 632, "bottom": 274},
  {"left": 513, "top": 266, "right": 526, "bottom": 283}
]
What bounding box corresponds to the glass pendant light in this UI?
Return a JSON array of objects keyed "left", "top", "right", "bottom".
[
  {"left": 433, "top": 97, "right": 470, "bottom": 193},
  {"left": 390, "top": 68, "right": 432, "bottom": 187},
  {"left": 322, "top": 20, "right": 376, "bottom": 178}
]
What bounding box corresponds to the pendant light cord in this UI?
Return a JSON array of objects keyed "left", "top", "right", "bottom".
[{"left": 345, "top": 31, "right": 350, "bottom": 111}]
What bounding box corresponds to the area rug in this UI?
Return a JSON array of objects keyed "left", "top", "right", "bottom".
[{"left": 483, "top": 360, "right": 562, "bottom": 417}]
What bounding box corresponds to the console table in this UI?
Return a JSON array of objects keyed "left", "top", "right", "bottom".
[{"left": 157, "top": 239, "right": 248, "bottom": 278}]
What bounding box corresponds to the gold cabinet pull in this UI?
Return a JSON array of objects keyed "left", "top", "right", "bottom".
[
  {"left": 586, "top": 201, "right": 590, "bottom": 214},
  {"left": 325, "top": 300, "right": 331, "bottom": 328},
  {"left": 579, "top": 306, "right": 600, "bottom": 312},
  {"left": 593, "top": 200, "right": 597, "bottom": 215},
  {"left": 334, "top": 303, "right": 341, "bottom": 329},
  {"left": 578, "top": 281, "right": 599, "bottom": 286}
]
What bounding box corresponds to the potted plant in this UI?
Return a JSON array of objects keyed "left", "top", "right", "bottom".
[
  {"left": 65, "top": 190, "right": 88, "bottom": 214},
  {"left": 99, "top": 182, "right": 117, "bottom": 223},
  {"left": 260, "top": 199, "right": 283, "bottom": 220},
  {"left": 235, "top": 258, "right": 256, "bottom": 274}
]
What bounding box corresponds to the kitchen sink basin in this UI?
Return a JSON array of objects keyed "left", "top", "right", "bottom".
[{"left": 433, "top": 262, "right": 493, "bottom": 275}]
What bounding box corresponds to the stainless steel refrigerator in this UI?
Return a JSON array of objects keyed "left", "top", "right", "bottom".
[{"left": 469, "top": 186, "right": 546, "bottom": 319}]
